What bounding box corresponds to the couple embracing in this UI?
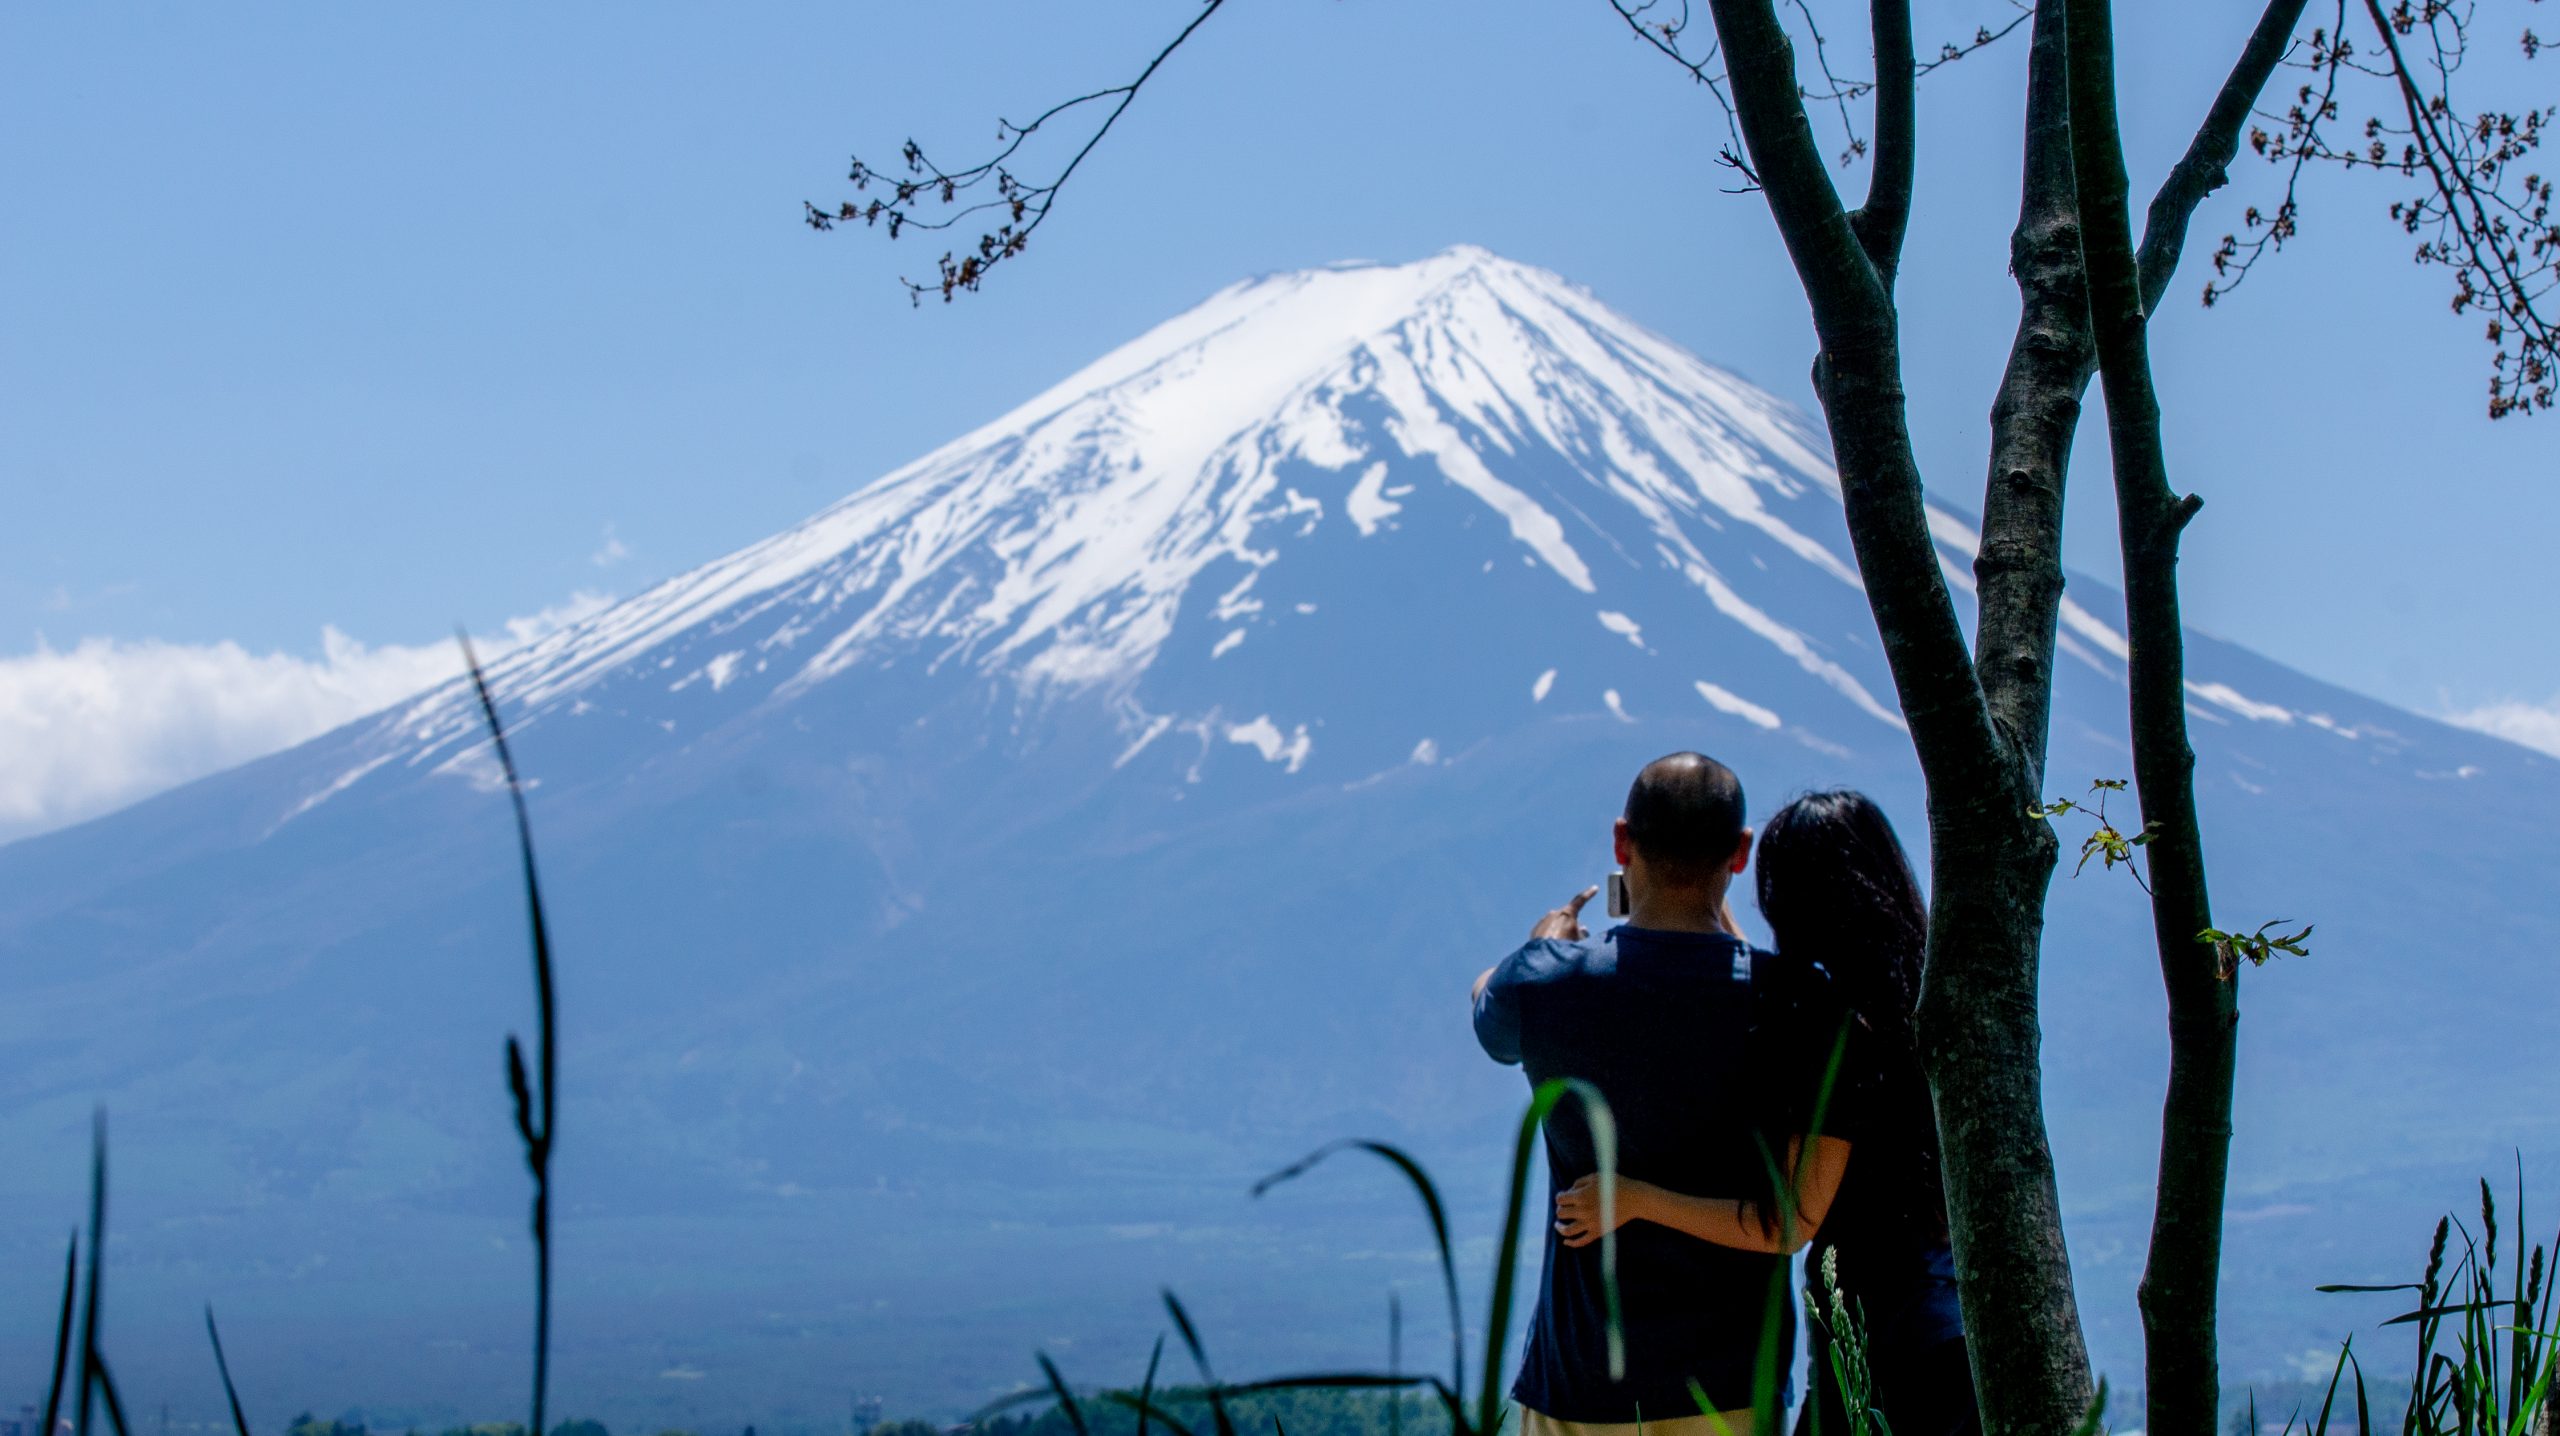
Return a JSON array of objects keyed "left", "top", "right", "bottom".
[{"left": 1471, "top": 753, "right": 1976, "bottom": 1436}]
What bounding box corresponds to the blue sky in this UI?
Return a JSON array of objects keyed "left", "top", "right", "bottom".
[{"left": 4, "top": 0, "right": 2554, "bottom": 836}]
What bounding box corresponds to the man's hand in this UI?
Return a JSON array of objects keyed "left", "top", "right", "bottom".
[{"left": 1531, "top": 886, "right": 1600, "bottom": 942}]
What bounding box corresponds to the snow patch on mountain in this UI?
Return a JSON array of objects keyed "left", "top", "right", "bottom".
[
  {"left": 1597, "top": 612, "right": 1648, "bottom": 650},
  {"left": 1227, "top": 716, "right": 1312, "bottom": 772},
  {"left": 1345, "top": 463, "right": 1405, "bottom": 536},
  {"left": 1671, "top": 558, "right": 1903, "bottom": 730},
  {"left": 2190, "top": 681, "right": 2294, "bottom": 724},
  {"left": 1695, "top": 681, "right": 1783, "bottom": 730},
  {"left": 2444, "top": 695, "right": 2560, "bottom": 756}
]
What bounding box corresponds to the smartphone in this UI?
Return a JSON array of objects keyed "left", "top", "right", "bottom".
[{"left": 1606, "top": 870, "right": 1629, "bottom": 918}]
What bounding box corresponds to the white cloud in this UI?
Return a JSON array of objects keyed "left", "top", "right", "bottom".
[
  {"left": 590, "top": 522, "right": 631, "bottom": 569},
  {"left": 0, "top": 593, "right": 611, "bottom": 845},
  {"left": 2443, "top": 695, "right": 2560, "bottom": 758}
]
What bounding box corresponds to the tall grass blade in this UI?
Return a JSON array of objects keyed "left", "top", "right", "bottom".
[
  {"left": 1163, "top": 1290, "right": 1238, "bottom": 1436},
  {"left": 1389, "top": 1294, "right": 1402, "bottom": 1436},
  {"left": 2348, "top": 1345, "right": 2373, "bottom": 1436},
  {"left": 1686, "top": 1377, "right": 1735, "bottom": 1436},
  {"left": 206, "top": 1305, "right": 253, "bottom": 1436},
  {"left": 1749, "top": 1021, "right": 1853, "bottom": 1254},
  {"left": 1256, "top": 1140, "right": 1465, "bottom": 1402},
  {"left": 1479, "top": 1079, "right": 1618, "bottom": 1436},
  {"left": 1139, "top": 1334, "right": 1164, "bottom": 1436},
  {"left": 40, "top": 1232, "right": 76, "bottom": 1436},
  {"left": 2064, "top": 1380, "right": 2107, "bottom": 1436},
  {"left": 1748, "top": 1269, "right": 1786, "bottom": 1436},
  {"left": 1037, "top": 1353, "right": 1091, "bottom": 1436},
  {"left": 2380, "top": 1300, "right": 2509, "bottom": 1328},
  {"left": 2535, "top": 1222, "right": 2560, "bottom": 1436},
  {"left": 89, "top": 1354, "right": 131, "bottom": 1436},
  {"left": 76, "top": 1112, "right": 104, "bottom": 1436},
  {"left": 460, "top": 635, "right": 557, "bottom": 1436},
  {"left": 2309, "top": 1338, "right": 2351, "bottom": 1436},
  {"left": 1222, "top": 1375, "right": 1439, "bottom": 1395},
  {"left": 2512, "top": 1160, "right": 2531, "bottom": 1424},
  {"left": 2513, "top": 1358, "right": 2556, "bottom": 1436}
]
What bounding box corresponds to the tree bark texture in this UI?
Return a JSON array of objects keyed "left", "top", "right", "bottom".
[
  {"left": 2063, "top": 2, "right": 2299, "bottom": 1429},
  {"left": 1973, "top": 0, "right": 2088, "bottom": 783}
]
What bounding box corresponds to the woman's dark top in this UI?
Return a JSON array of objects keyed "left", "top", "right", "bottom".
[
  {"left": 1815, "top": 1017, "right": 1963, "bottom": 1348},
  {"left": 1797, "top": 1012, "right": 1978, "bottom": 1436}
]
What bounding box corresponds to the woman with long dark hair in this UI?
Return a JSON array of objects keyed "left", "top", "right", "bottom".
[{"left": 1553, "top": 789, "right": 1976, "bottom": 1436}]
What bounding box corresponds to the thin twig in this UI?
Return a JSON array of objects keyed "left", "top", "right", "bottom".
[
  {"left": 2212, "top": 0, "right": 2558, "bottom": 414},
  {"left": 807, "top": 0, "right": 1236, "bottom": 302}
]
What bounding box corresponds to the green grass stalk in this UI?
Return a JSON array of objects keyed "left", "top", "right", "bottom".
[{"left": 459, "top": 636, "right": 559, "bottom": 1436}]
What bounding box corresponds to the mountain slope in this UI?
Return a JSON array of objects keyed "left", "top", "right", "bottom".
[{"left": 1, "top": 247, "right": 2552, "bottom": 1430}]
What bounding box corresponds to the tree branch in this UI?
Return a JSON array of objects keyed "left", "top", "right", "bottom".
[
  {"left": 1610, "top": 0, "right": 2029, "bottom": 189},
  {"left": 1973, "top": 0, "right": 2310, "bottom": 766},
  {"left": 2357, "top": 0, "right": 2559, "bottom": 415},
  {"left": 1917, "top": 4, "right": 2035, "bottom": 78},
  {"left": 806, "top": 0, "right": 1234, "bottom": 302},
  {"left": 1851, "top": 0, "right": 1919, "bottom": 286},
  {"left": 1972, "top": 0, "right": 2085, "bottom": 789},
  {"left": 1704, "top": 0, "right": 2000, "bottom": 791},
  {"left": 2136, "top": 0, "right": 2315, "bottom": 310},
  {"left": 2064, "top": 3, "right": 2237, "bottom": 1430},
  {"left": 2200, "top": 0, "right": 2559, "bottom": 415},
  {"left": 1606, "top": 0, "right": 1755, "bottom": 179},
  {"left": 1702, "top": 1, "right": 1886, "bottom": 346}
]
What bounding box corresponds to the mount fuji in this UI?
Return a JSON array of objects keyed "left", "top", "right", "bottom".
[{"left": 2, "top": 246, "right": 2553, "bottom": 1431}]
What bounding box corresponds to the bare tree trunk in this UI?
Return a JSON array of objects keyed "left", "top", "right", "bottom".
[
  {"left": 1700, "top": 3, "right": 2100, "bottom": 1429},
  {"left": 1914, "top": 820, "right": 2087, "bottom": 1436},
  {"left": 2062, "top": 3, "right": 2305, "bottom": 1430},
  {"left": 1927, "top": 6, "right": 2101, "bottom": 1427},
  {"left": 2072, "top": 4, "right": 2315, "bottom": 1430}
]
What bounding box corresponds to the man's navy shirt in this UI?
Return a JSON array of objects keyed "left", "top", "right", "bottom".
[{"left": 1474, "top": 924, "right": 1800, "bottom": 1422}]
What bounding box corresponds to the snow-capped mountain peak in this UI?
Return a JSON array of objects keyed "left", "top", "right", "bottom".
[{"left": 393, "top": 246, "right": 1906, "bottom": 777}]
